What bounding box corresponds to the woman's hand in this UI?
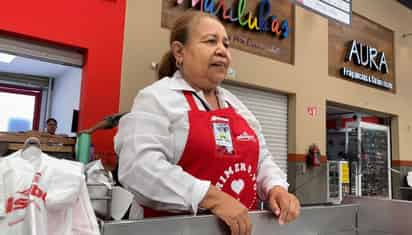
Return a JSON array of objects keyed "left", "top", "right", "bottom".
[
  {"left": 200, "top": 185, "right": 252, "bottom": 235},
  {"left": 267, "top": 186, "right": 300, "bottom": 225}
]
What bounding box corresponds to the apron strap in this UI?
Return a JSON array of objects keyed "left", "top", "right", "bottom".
[{"left": 183, "top": 91, "right": 211, "bottom": 111}]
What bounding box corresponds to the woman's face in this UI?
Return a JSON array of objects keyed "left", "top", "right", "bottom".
[{"left": 180, "top": 17, "right": 231, "bottom": 91}]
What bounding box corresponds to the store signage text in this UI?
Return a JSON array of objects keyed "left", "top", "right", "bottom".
[
  {"left": 175, "top": 0, "right": 290, "bottom": 39},
  {"left": 342, "top": 40, "right": 392, "bottom": 89},
  {"left": 230, "top": 34, "right": 280, "bottom": 54},
  {"left": 341, "top": 67, "right": 393, "bottom": 89},
  {"left": 5, "top": 172, "right": 46, "bottom": 216},
  {"left": 345, "top": 40, "right": 388, "bottom": 74}
]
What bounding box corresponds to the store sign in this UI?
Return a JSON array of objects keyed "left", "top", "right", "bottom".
[
  {"left": 291, "top": 0, "right": 352, "bottom": 25},
  {"left": 345, "top": 40, "right": 388, "bottom": 74},
  {"left": 328, "top": 13, "right": 394, "bottom": 92},
  {"left": 341, "top": 40, "right": 392, "bottom": 90},
  {"left": 175, "top": 0, "right": 290, "bottom": 39},
  {"left": 161, "top": 0, "right": 294, "bottom": 64}
]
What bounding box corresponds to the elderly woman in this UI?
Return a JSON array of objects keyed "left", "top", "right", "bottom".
[{"left": 115, "top": 11, "right": 300, "bottom": 235}]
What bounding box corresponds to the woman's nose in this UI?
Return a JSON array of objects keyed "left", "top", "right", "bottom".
[{"left": 215, "top": 43, "right": 228, "bottom": 57}]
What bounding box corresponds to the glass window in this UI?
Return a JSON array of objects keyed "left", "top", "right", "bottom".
[{"left": 0, "top": 85, "right": 41, "bottom": 132}]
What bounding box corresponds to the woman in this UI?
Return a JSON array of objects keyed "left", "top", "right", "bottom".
[{"left": 115, "top": 11, "right": 300, "bottom": 235}]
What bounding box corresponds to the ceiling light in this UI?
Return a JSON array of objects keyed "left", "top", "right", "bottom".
[{"left": 0, "top": 52, "right": 16, "bottom": 63}]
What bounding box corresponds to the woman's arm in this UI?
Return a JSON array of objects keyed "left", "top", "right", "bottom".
[{"left": 78, "top": 120, "right": 110, "bottom": 134}]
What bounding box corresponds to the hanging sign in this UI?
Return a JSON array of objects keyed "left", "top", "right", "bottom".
[
  {"left": 291, "top": 0, "right": 352, "bottom": 25},
  {"left": 161, "top": 0, "right": 295, "bottom": 64}
]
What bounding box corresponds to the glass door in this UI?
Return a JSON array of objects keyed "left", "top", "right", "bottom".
[
  {"left": 347, "top": 122, "right": 391, "bottom": 199},
  {"left": 360, "top": 125, "right": 391, "bottom": 198}
]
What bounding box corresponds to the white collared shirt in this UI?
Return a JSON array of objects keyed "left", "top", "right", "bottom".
[{"left": 115, "top": 71, "right": 288, "bottom": 214}]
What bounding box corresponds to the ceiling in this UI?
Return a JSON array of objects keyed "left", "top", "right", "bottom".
[{"left": 0, "top": 55, "right": 73, "bottom": 78}]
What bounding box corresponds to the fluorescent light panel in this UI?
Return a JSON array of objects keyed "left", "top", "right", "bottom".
[{"left": 0, "top": 52, "right": 16, "bottom": 63}]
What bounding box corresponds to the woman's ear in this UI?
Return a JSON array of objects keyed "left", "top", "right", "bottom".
[{"left": 171, "top": 41, "right": 185, "bottom": 64}]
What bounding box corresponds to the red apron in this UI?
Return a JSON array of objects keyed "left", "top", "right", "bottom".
[{"left": 144, "top": 91, "right": 259, "bottom": 217}]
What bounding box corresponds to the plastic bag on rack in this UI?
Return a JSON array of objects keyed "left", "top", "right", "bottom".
[
  {"left": 0, "top": 158, "right": 49, "bottom": 235},
  {"left": 85, "top": 160, "right": 114, "bottom": 218},
  {"left": 1, "top": 145, "right": 99, "bottom": 235},
  {"left": 85, "top": 160, "right": 114, "bottom": 188}
]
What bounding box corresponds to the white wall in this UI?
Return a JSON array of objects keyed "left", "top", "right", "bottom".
[{"left": 50, "top": 67, "right": 81, "bottom": 135}]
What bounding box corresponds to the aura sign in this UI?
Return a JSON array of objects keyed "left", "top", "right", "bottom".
[
  {"left": 345, "top": 40, "right": 388, "bottom": 74},
  {"left": 341, "top": 40, "right": 392, "bottom": 89},
  {"left": 175, "top": 0, "right": 290, "bottom": 39}
]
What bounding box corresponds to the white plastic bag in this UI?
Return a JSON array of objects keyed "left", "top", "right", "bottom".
[
  {"left": 1, "top": 149, "right": 100, "bottom": 235},
  {"left": 110, "top": 186, "right": 133, "bottom": 220},
  {"left": 0, "top": 157, "right": 49, "bottom": 235},
  {"left": 85, "top": 160, "right": 114, "bottom": 188}
]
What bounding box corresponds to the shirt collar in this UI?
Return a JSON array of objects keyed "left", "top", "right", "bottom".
[{"left": 169, "top": 70, "right": 196, "bottom": 92}]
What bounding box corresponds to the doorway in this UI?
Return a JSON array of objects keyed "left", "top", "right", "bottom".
[{"left": 326, "top": 103, "right": 392, "bottom": 203}]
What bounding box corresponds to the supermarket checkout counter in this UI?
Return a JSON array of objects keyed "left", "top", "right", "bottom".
[
  {"left": 99, "top": 197, "right": 412, "bottom": 235},
  {"left": 0, "top": 131, "right": 75, "bottom": 159}
]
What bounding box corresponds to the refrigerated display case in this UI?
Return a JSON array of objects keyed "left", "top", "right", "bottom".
[
  {"left": 327, "top": 121, "right": 391, "bottom": 202},
  {"left": 327, "top": 160, "right": 351, "bottom": 204}
]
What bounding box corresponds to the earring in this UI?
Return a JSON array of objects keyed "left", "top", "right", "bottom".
[{"left": 176, "top": 59, "right": 183, "bottom": 69}]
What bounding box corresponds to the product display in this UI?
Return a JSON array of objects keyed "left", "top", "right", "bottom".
[{"left": 360, "top": 129, "right": 389, "bottom": 197}]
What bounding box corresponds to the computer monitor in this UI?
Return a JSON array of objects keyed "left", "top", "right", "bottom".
[{"left": 71, "top": 109, "right": 79, "bottom": 133}]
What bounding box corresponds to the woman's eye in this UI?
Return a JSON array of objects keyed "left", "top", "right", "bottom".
[
  {"left": 224, "top": 42, "right": 230, "bottom": 48},
  {"left": 206, "top": 38, "right": 217, "bottom": 44}
]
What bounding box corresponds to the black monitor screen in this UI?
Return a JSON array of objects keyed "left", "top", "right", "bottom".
[{"left": 71, "top": 109, "right": 79, "bottom": 133}]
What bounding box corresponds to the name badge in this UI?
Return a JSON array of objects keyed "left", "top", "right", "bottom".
[{"left": 212, "top": 116, "right": 234, "bottom": 154}]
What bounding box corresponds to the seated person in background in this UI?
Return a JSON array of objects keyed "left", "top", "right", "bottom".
[
  {"left": 46, "top": 118, "right": 58, "bottom": 135},
  {"left": 79, "top": 112, "right": 127, "bottom": 135},
  {"left": 45, "top": 118, "right": 68, "bottom": 137}
]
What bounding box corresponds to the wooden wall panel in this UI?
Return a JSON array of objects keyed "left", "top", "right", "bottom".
[
  {"left": 161, "top": 0, "right": 294, "bottom": 64},
  {"left": 329, "top": 13, "right": 395, "bottom": 92}
]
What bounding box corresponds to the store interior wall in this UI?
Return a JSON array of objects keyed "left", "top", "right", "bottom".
[
  {"left": 50, "top": 67, "right": 81, "bottom": 136},
  {"left": 1, "top": 0, "right": 126, "bottom": 158},
  {"left": 120, "top": 0, "right": 412, "bottom": 204}
]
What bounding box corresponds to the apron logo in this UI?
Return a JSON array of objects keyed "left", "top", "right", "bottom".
[
  {"left": 215, "top": 162, "right": 256, "bottom": 192},
  {"left": 231, "top": 179, "right": 245, "bottom": 195},
  {"left": 236, "top": 132, "right": 256, "bottom": 141}
]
